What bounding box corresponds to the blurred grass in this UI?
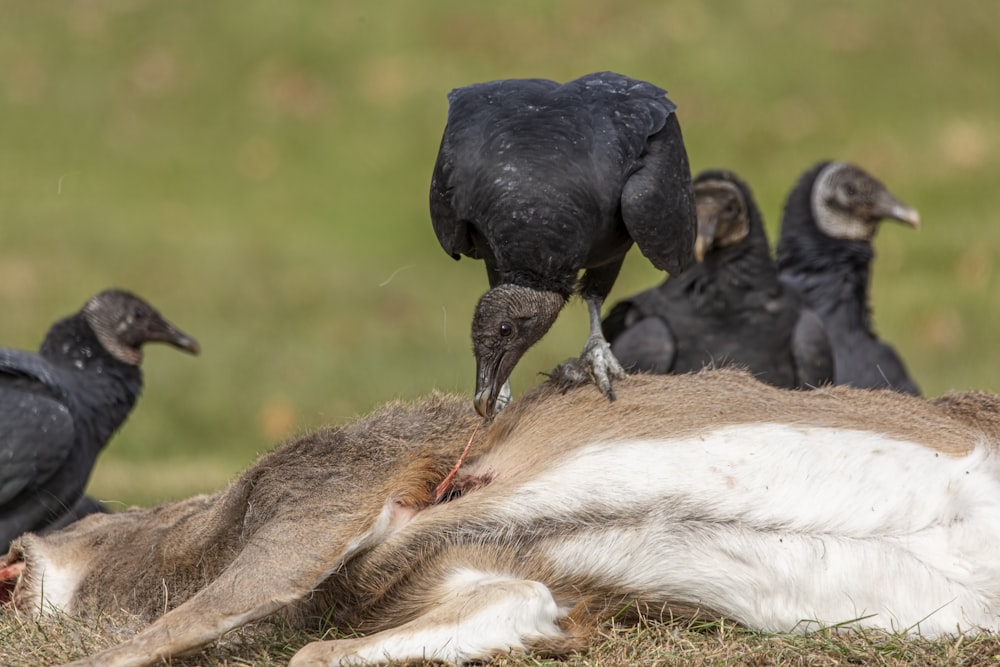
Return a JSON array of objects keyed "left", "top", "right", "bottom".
[{"left": 1, "top": 0, "right": 998, "bottom": 505}]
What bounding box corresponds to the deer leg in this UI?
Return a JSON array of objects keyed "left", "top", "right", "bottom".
[
  {"left": 288, "top": 569, "right": 572, "bottom": 667},
  {"left": 58, "top": 493, "right": 417, "bottom": 667},
  {"left": 56, "top": 534, "right": 324, "bottom": 667}
]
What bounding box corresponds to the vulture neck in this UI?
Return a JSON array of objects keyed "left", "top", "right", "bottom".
[
  {"left": 39, "top": 314, "right": 144, "bottom": 448},
  {"left": 680, "top": 230, "right": 780, "bottom": 311},
  {"left": 776, "top": 177, "right": 876, "bottom": 334}
]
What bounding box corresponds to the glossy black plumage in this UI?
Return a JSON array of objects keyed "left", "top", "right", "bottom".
[
  {"left": 603, "top": 169, "right": 834, "bottom": 389},
  {"left": 430, "top": 71, "right": 696, "bottom": 416},
  {"left": 776, "top": 161, "right": 922, "bottom": 395},
  {"left": 1, "top": 289, "right": 199, "bottom": 549}
]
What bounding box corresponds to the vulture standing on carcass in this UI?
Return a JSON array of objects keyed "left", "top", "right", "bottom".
[
  {"left": 776, "top": 161, "right": 922, "bottom": 395},
  {"left": 430, "top": 71, "right": 696, "bottom": 417},
  {"left": 0, "top": 289, "right": 199, "bottom": 550},
  {"left": 602, "top": 169, "right": 834, "bottom": 389}
]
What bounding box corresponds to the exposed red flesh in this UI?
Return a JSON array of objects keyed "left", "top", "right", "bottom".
[
  {"left": 434, "top": 420, "right": 482, "bottom": 503},
  {"left": 0, "top": 556, "right": 25, "bottom": 607}
]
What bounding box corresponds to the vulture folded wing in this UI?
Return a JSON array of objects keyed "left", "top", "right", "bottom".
[
  {"left": 0, "top": 351, "right": 77, "bottom": 506},
  {"left": 429, "top": 131, "right": 472, "bottom": 260},
  {"left": 429, "top": 78, "right": 562, "bottom": 261},
  {"left": 869, "top": 344, "right": 922, "bottom": 396},
  {"left": 620, "top": 113, "right": 697, "bottom": 276},
  {"left": 601, "top": 299, "right": 635, "bottom": 344},
  {"left": 790, "top": 309, "right": 835, "bottom": 389},
  {"left": 609, "top": 315, "right": 677, "bottom": 374}
]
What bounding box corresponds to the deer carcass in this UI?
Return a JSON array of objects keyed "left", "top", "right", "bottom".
[{"left": 4, "top": 370, "right": 1000, "bottom": 667}]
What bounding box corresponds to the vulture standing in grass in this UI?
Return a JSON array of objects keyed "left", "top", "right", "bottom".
[
  {"left": 0, "top": 289, "right": 199, "bottom": 550},
  {"left": 430, "top": 71, "right": 696, "bottom": 417},
  {"left": 602, "top": 169, "right": 834, "bottom": 389},
  {"left": 776, "top": 161, "right": 922, "bottom": 395}
]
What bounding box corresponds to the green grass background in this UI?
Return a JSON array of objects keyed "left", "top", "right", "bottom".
[{"left": 2, "top": 1, "right": 998, "bottom": 506}]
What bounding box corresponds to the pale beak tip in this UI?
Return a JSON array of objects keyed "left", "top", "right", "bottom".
[{"left": 893, "top": 205, "right": 922, "bottom": 230}]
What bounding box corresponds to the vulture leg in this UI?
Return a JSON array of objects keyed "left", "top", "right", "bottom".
[
  {"left": 579, "top": 262, "right": 627, "bottom": 401},
  {"left": 580, "top": 294, "right": 626, "bottom": 401}
]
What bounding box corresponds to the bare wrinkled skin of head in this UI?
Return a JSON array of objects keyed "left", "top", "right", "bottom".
[
  {"left": 83, "top": 289, "right": 201, "bottom": 366},
  {"left": 693, "top": 178, "right": 750, "bottom": 262},
  {"left": 471, "top": 285, "right": 565, "bottom": 418},
  {"left": 811, "top": 162, "right": 921, "bottom": 242}
]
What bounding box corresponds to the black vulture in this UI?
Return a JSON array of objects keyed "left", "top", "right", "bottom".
[
  {"left": 602, "top": 169, "right": 834, "bottom": 389},
  {"left": 430, "top": 71, "right": 696, "bottom": 417},
  {"left": 1, "top": 289, "right": 199, "bottom": 550},
  {"left": 776, "top": 161, "right": 921, "bottom": 395}
]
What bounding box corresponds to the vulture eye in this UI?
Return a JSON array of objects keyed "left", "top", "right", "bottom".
[
  {"left": 723, "top": 200, "right": 739, "bottom": 217},
  {"left": 498, "top": 322, "right": 514, "bottom": 338},
  {"left": 132, "top": 305, "right": 150, "bottom": 321},
  {"left": 842, "top": 183, "right": 857, "bottom": 197}
]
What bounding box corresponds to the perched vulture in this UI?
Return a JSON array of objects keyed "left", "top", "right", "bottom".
[
  {"left": 603, "top": 169, "right": 834, "bottom": 389},
  {"left": 430, "top": 71, "right": 696, "bottom": 417},
  {"left": 0, "top": 289, "right": 199, "bottom": 549},
  {"left": 776, "top": 161, "right": 921, "bottom": 395}
]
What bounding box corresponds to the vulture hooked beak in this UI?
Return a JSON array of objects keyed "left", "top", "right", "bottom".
[
  {"left": 692, "top": 177, "right": 748, "bottom": 263},
  {"left": 474, "top": 386, "right": 494, "bottom": 419},
  {"left": 872, "top": 190, "right": 921, "bottom": 230},
  {"left": 884, "top": 203, "right": 921, "bottom": 229},
  {"left": 474, "top": 353, "right": 508, "bottom": 418},
  {"left": 693, "top": 214, "right": 718, "bottom": 263},
  {"left": 145, "top": 316, "right": 201, "bottom": 356}
]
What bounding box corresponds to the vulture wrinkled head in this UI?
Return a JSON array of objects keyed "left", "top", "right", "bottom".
[
  {"left": 811, "top": 162, "right": 921, "bottom": 242},
  {"left": 471, "top": 285, "right": 565, "bottom": 418},
  {"left": 83, "top": 289, "right": 201, "bottom": 366},
  {"left": 693, "top": 174, "right": 751, "bottom": 262}
]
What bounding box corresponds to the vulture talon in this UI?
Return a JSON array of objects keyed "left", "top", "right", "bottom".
[{"left": 581, "top": 335, "right": 625, "bottom": 402}]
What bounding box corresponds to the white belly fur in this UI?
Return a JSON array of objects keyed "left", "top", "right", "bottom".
[{"left": 500, "top": 424, "right": 1000, "bottom": 637}]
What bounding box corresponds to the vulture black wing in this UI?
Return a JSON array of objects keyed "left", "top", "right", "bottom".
[
  {"left": 601, "top": 298, "right": 634, "bottom": 345},
  {"left": 620, "top": 111, "right": 697, "bottom": 276},
  {"left": 790, "top": 309, "right": 835, "bottom": 389},
  {"left": 0, "top": 349, "right": 77, "bottom": 506},
  {"left": 570, "top": 72, "right": 695, "bottom": 276},
  {"left": 429, "top": 77, "right": 563, "bottom": 262},
  {"left": 430, "top": 73, "right": 695, "bottom": 284},
  {"left": 429, "top": 120, "right": 471, "bottom": 260},
  {"left": 604, "top": 300, "right": 677, "bottom": 374}
]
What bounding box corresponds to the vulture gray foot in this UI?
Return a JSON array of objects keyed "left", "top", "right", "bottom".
[{"left": 583, "top": 334, "right": 626, "bottom": 402}]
